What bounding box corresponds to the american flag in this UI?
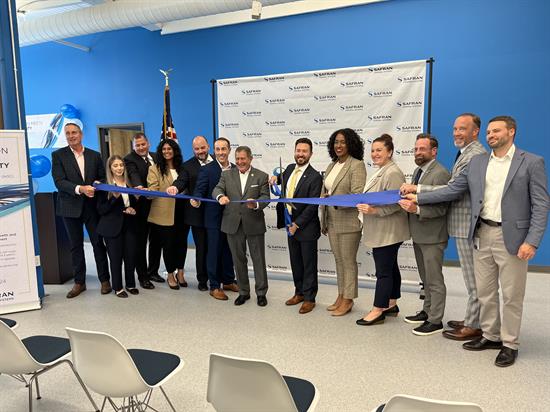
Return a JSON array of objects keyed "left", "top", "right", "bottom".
[{"left": 161, "top": 85, "right": 177, "bottom": 141}]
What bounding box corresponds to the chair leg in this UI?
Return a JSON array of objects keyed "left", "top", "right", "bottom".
[
  {"left": 64, "top": 360, "right": 100, "bottom": 411},
  {"left": 100, "top": 397, "right": 107, "bottom": 412},
  {"left": 159, "top": 386, "right": 177, "bottom": 412},
  {"left": 35, "top": 376, "right": 41, "bottom": 399},
  {"left": 27, "top": 378, "right": 33, "bottom": 412}
]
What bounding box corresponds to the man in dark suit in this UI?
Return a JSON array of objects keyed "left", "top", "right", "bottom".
[
  {"left": 411, "top": 116, "right": 550, "bottom": 367},
  {"left": 273, "top": 138, "right": 322, "bottom": 314},
  {"left": 124, "top": 132, "right": 158, "bottom": 289},
  {"left": 167, "top": 135, "right": 211, "bottom": 290},
  {"left": 212, "top": 146, "right": 270, "bottom": 306},
  {"left": 190, "top": 137, "right": 237, "bottom": 300},
  {"left": 399, "top": 134, "right": 451, "bottom": 335},
  {"left": 51, "top": 122, "right": 110, "bottom": 298}
]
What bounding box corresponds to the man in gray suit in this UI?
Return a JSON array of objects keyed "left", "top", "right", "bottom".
[
  {"left": 402, "top": 113, "right": 487, "bottom": 341},
  {"left": 399, "top": 134, "right": 451, "bottom": 336},
  {"left": 212, "top": 146, "right": 271, "bottom": 306},
  {"left": 410, "top": 116, "right": 549, "bottom": 367}
]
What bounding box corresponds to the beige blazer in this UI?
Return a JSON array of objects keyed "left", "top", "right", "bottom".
[
  {"left": 147, "top": 165, "right": 176, "bottom": 226},
  {"left": 361, "top": 160, "right": 410, "bottom": 248},
  {"left": 321, "top": 156, "right": 367, "bottom": 234}
]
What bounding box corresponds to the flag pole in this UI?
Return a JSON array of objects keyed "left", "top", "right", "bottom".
[{"left": 160, "top": 69, "right": 172, "bottom": 139}]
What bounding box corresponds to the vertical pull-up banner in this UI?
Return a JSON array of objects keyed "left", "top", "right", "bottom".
[
  {"left": 0, "top": 130, "right": 40, "bottom": 314},
  {"left": 217, "top": 60, "right": 427, "bottom": 281}
]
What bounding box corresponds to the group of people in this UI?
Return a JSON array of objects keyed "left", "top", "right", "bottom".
[{"left": 51, "top": 112, "right": 549, "bottom": 368}]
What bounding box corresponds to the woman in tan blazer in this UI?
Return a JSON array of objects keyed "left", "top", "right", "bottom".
[
  {"left": 147, "top": 138, "right": 183, "bottom": 290},
  {"left": 356, "top": 134, "right": 410, "bottom": 326},
  {"left": 322, "top": 128, "right": 367, "bottom": 316}
]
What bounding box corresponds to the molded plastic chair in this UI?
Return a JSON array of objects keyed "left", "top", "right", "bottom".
[
  {"left": 66, "top": 327, "right": 184, "bottom": 412},
  {"left": 0, "top": 317, "right": 18, "bottom": 329},
  {"left": 0, "top": 321, "right": 98, "bottom": 412},
  {"left": 207, "top": 353, "right": 319, "bottom": 412},
  {"left": 372, "top": 394, "right": 483, "bottom": 412}
]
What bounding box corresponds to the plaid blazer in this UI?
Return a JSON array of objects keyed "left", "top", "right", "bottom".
[{"left": 420, "top": 140, "right": 487, "bottom": 238}]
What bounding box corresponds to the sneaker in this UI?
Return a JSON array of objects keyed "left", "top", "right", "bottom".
[
  {"left": 404, "top": 310, "right": 428, "bottom": 324},
  {"left": 412, "top": 321, "right": 443, "bottom": 336}
]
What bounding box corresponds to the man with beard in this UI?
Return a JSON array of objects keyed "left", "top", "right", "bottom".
[
  {"left": 399, "top": 134, "right": 451, "bottom": 335},
  {"left": 271, "top": 138, "right": 322, "bottom": 314}
]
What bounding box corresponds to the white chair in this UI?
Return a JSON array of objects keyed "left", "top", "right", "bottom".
[
  {"left": 66, "top": 327, "right": 184, "bottom": 412},
  {"left": 207, "top": 353, "right": 319, "bottom": 412},
  {"left": 0, "top": 321, "right": 99, "bottom": 412},
  {"left": 372, "top": 394, "right": 483, "bottom": 412},
  {"left": 0, "top": 317, "right": 18, "bottom": 329}
]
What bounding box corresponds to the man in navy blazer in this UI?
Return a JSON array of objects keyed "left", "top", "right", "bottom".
[
  {"left": 51, "top": 122, "right": 111, "bottom": 298},
  {"left": 273, "top": 138, "right": 322, "bottom": 314},
  {"left": 412, "top": 116, "right": 550, "bottom": 367},
  {"left": 191, "top": 137, "right": 236, "bottom": 300}
]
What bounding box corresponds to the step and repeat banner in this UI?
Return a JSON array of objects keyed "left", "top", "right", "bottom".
[
  {"left": 0, "top": 130, "right": 40, "bottom": 314},
  {"left": 217, "top": 60, "right": 427, "bottom": 282}
]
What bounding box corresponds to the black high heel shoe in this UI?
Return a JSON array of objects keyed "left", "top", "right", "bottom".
[
  {"left": 356, "top": 312, "right": 386, "bottom": 326},
  {"left": 383, "top": 305, "right": 399, "bottom": 317},
  {"left": 167, "top": 274, "right": 180, "bottom": 290}
]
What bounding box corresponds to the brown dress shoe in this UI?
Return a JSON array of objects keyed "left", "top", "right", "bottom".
[
  {"left": 447, "top": 319, "right": 464, "bottom": 329},
  {"left": 285, "top": 295, "right": 304, "bottom": 306},
  {"left": 327, "top": 295, "right": 343, "bottom": 311},
  {"left": 442, "top": 326, "right": 483, "bottom": 341},
  {"left": 210, "top": 289, "right": 228, "bottom": 301},
  {"left": 100, "top": 281, "right": 112, "bottom": 294},
  {"left": 299, "top": 301, "right": 315, "bottom": 314},
  {"left": 332, "top": 299, "right": 353, "bottom": 316},
  {"left": 67, "top": 283, "right": 86, "bottom": 299},
  {"left": 223, "top": 283, "right": 239, "bottom": 292}
]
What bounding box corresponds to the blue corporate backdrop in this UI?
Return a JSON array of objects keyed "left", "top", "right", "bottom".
[{"left": 18, "top": 0, "right": 550, "bottom": 265}]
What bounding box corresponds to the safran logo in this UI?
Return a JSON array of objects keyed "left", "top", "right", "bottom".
[
  {"left": 288, "top": 85, "right": 311, "bottom": 92},
  {"left": 218, "top": 80, "right": 238, "bottom": 86},
  {"left": 241, "top": 110, "right": 261, "bottom": 117},
  {"left": 368, "top": 114, "right": 392, "bottom": 121},
  {"left": 265, "top": 142, "right": 286, "bottom": 149},
  {"left": 267, "top": 264, "right": 288, "bottom": 270},
  {"left": 241, "top": 89, "right": 262, "bottom": 95},
  {"left": 252, "top": 153, "right": 263, "bottom": 159},
  {"left": 0, "top": 291, "right": 15, "bottom": 301},
  {"left": 313, "top": 95, "right": 336, "bottom": 101},
  {"left": 397, "top": 101, "right": 422, "bottom": 108},
  {"left": 340, "top": 81, "right": 364, "bottom": 88},
  {"left": 219, "top": 101, "right": 239, "bottom": 107},
  {"left": 398, "top": 75, "right": 424, "bottom": 83},
  {"left": 368, "top": 90, "right": 393, "bottom": 98},
  {"left": 264, "top": 98, "right": 286, "bottom": 105},
  {"left": 313, "top": 118, "right": 336, "bottom": 125},
  {"left": 220, "top": 122, "right": 239, "bottom": 129},
  {"left": 264, "top": 76, "right": 285, "bottom": 82},
  {"left": 339, "top": 104, "right": 364, "bottom": 112},
  {"left": 289, "top": 108, "right": 311, "bottom": 115},
  {"left": 396, "top": 125, "right": 422, "bottom": 132},
  {"left": 313, "top": 71, "right": 336, "bottom": 78},
  {"left": 368, "top": 66, "right": 393, "bottom": 73},
  {"left": 313, "top": 139, "right": 329, "bottom": 147},
  {"left": 395, "top": 148, "right": 415, "bottom": 156},
  {"left": 242, "top": 131, "right": 262, "bottom": 138},
  {"left": 289, "top": 130, "right": 311, "bottom": 137},
  {"left": 318, "top": 248, "right": 333, "bottom": 255},
  {"left": 265, "top": 120, "right": 286, "bottom": 127}
]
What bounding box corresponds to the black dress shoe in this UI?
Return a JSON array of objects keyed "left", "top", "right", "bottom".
[
  {"left": 463, "top": 336, "right": 503, "bottom": 351},
  {"left": 149, "top": 274, "right": 165, "bottom": 283},
  {"left": 198, "top": 283, "right": 208, "bottom": 291},
  {"left": 383, "top": 305, "right": 399, "bottom": 317},
  {"left": 356, "top": 312, "right": 385, "bottom": 326},
  {"left": 257, "top": 296, "right": 268, "bottom": 307},
  {"left": 140, "top": 280, "right": 155, "bottom": 290},
  {"left": 495, "top": 347, "right": 518, "bottom": 367},
  {"left": 234, "top": 295, "right": 251, "bottom": 306}
]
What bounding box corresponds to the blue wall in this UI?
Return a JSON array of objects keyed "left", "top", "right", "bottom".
[{"left": 20, "top": 0, "right": 550, "bottom": 264}]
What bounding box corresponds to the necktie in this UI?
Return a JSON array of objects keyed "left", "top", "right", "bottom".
[
  {"left": 286, "top": 168, "right": 301, "bottom": 214},
  {"left": 413, "top": 168, "right": 423, "bottom": 185},
  {"left": 454, "top": 150, "right": 461, "bottom": 165},
  {"left": 143, "top": 156, "right": 151, "bottom": 167}
]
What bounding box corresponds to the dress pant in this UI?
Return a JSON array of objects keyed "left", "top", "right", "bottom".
[
  {"left": 147, "top": 223, "right": 177, "bottom": 274},
  {"left": 288, "top": 236, "right": 318, "bottom": 302},
  {"left": 227, "top": 224, "right": 268, "bottom": 297},
  {"left": 474, "top": 222, "right": 528, "bottom": 350},
  {"left": 372, "top": 242, "right": 403, "bottom": 308},
  {"left": 134, "top": 214, "right": 150, "bottom": 282},
  {"left": 63, "top": 201, "right": 109, "bottom": 285},
  {"left": 147, "top": 222, "right": 162, "bottom": 278},
  {"left": 413, "top": 241, "right": 447, "bottom": 324},
  {"left": 177, "top": 223, "right": 208, "bottom": 285},
  {"left": 104, "top": 215, "right": 137, "bottom": 291},
  {"left": 206, "top": 228, "right": 235, "bottom": 290},
  {"left": 456, "top": 237, "right": 481, "bottom": 329},
  {"left": 327, "top": 230, "right": 361, "bottom": 299}
]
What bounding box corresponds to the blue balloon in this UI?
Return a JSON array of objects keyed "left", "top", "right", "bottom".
[
  {"left": 30, "top": 155, "right": 51, "bottom": 178},
  {"left": 60, "top": 104, "right": 80, "bottom": 119}
]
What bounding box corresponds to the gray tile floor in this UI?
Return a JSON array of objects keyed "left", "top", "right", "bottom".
[{"left": 1, "top": 244, "right": 549, "bottom": 411}]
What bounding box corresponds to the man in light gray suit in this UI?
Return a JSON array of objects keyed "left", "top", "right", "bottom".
[
  {"left": 410, "top": 116, "right": 550, "bottom": 367},
  {"left": 212, "top": 146, "right": 271, "bottom": 306},
  {"left": 401, "top": 113, "right": 487, "bottom": 341},
  {"left": 399, "top": 134, "right": 451, "bottom": 336}
]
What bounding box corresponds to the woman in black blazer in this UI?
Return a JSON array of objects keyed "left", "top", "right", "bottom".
[{"left": 97, "top": 155, "right": 139, "bottom": 298}]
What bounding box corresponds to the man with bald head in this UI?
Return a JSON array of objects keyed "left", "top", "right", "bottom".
[{"left": 167, "top": 136, "right": 212, "bottom": 290}]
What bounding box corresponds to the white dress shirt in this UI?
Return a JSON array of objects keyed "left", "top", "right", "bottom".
[
  {"left": 71, "top": 146, "right": 85, "bottom": 195},
  {"left": 324, "top": 161, "right": 345, "bottom": 195}
]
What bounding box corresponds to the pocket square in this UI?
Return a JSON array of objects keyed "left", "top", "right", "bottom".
[{"left": 250, "top": 184, "right": 259, "bottom": 188}]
